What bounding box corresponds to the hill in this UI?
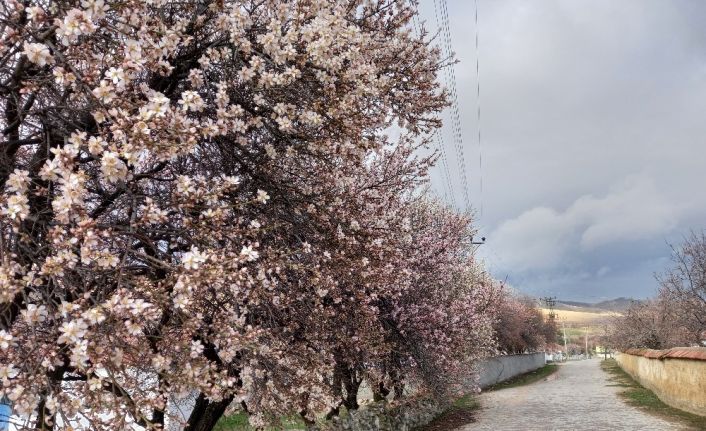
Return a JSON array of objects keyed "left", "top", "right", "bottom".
[
  {"left": 538, "top": 297, "right": 634, "bottom": 327},
  {"left": 592, "top": 297, "right": 638, "bottom": 312},
  {"left": 554, "top": 297, "right": 637, "bottom": 313},
  {"left": 540, "top": 307, "right": 617, "bottom": 325}
]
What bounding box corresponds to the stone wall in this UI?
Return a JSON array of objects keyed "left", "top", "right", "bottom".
[
  {"left": 475, "top": 352, "right": 546, "bottom": 388},
  {"left": 616, "top": 347, "right": 706, "bottom": 417},
  {"left": 324, "top": 397, "right": 443, "bottom": 431},
  {"left": 328, "top": 352, "right": 546, "bottom": 430}
]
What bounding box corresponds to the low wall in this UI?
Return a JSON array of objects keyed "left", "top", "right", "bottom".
[
  {"left": 336, "top": 353, "right": 546, "bottom": 430},
  {"left": 326, "top": 397, "right": 443, "bottom": 431},
  {"left": 616, "top": 347, "right": 706, "bottom": 417},
  {"left": 475, "top": 352, "right": 546, "bottom": 388}
]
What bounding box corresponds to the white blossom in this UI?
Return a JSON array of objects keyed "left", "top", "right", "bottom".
[
  {"left": 56, "top": 9, "right": 96, "bottom": 46},
  {"left": 20, "top": 304, "right": 47, "bottom": 325},
  {"left": 240, "top": 245, "right": 259, "bottom": 262},
  {"left": 58, "top": 319, "right": 88, "bottom": 345},
  {"left": 100, "top": 151, "right": 128, "bottom": 183},
  {"left": 124, "top": 320, "right": 142, "bottom": 336},
  {"left": 88, "top": 377, "right": 103, "bottom": 391},
  {"left": 23, "top": 42, "right": 53, "bottom": 66},
  {"left": 173, "top": 294, "right": 190, "bottom": 310},
  {"left": 81, "top": 0, "right": 108, "bottom": 19},
  {"left": 0, "top": 365, "right": 18, "bottom": 380},
  {"left": 182, "top": 248, "right": 207, "bottom": 270},
  {"left": 26, "top": 6, "right": 44, "bottom": 22},
  {"left": 2, "top": 194, "right": 30, "bottom": 220},
  {"left": 92, "top": 80, "right": 115, "bottom": 103},
  {"left": 83, "top": 308, "right": 106, "bottom": 325},
  {"left": 0, "top": 330, "right": 13, "bottom": 350},
  {"left": 87, "top": 136, "right": 106, "bottom": 155},
  {"left": 104, "top": 67, "right": 126, "bottom": 87},
  {"left": 256, "top": 189, "right": 270, "bottom": 204},
  {"left": 179, "top": 91, "right": 205, "bottom": 112},
  {"left": 6, "top": 170, "right": 30, "bottom": 193}
]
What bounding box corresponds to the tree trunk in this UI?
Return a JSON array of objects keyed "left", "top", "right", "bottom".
[
  {"left": 33, "top": 366, "right": 67, "bottom": 430},
  {"left": 342, "top": 367, "right": 360, "bottom": 411},
  {"left": 326, "top": 363, "right": 344, "bottom": 419},
  {"left": 34, "top": 397, "right": 54, "bottom": 431},
  {"left": 373, "top": 381, "right": 390, "bottom": 402},
  {"left": 183, "top": 394, "right": 233, "bottom": 431}
]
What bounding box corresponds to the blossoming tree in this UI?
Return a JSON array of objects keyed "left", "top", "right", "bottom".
[
  {"left": 657, "top": 232, "right": 706, "bottom": 345},
  {"left": 493, "top": 293, "right": 556, "bottom": 355},
  {"left": 0, "top": 0, "right": 500, "bottom": 429},
  {"left": 611, "top": 232, "right": 706, "bottom": 351}
]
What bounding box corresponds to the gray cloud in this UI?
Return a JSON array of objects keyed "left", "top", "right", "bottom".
[
  {"left": 490, "top": 175, "right": 679, "bottom": 270},
  {"left": 419, "top": 0, "right": 706, "bottom": 300}
]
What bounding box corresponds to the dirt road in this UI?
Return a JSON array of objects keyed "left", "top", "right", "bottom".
[{"left": 458, "top": 358, "right": 686, "bottom": 431}]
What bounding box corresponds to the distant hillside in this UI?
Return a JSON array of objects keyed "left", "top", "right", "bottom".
[
  {"left": 538, "top": 297, "right": 634, "bottom": 326},
  {"left": 593, "top": 298, "right": 640, "bottom": 311},
  {"left": 556, "top": 297, "right": 637, "bottom": 313}
]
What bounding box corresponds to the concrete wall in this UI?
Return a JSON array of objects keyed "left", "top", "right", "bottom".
[
  {"left": 476, "top": 352, "right": 546, "bottom": 388},
  {"left": 359, "top": 353, "right": 546, "bottom": 401},
  {"left": 616, "top": 351, "right": 706, "bottom": 417}
]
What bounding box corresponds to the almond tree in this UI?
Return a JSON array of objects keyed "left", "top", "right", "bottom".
[
  {"left": 657, "top": 231, "right": 706, "bottom": 345},
  {"left": 0, "top": 1, "right": 500, "bottom": 430},
  {"left": 609, "top": 300, "right": 671, "bottom": 350},
  {"left": 383, "top": 200, "right": 499, "bottom": 399},
  {"left": 493, "top": 294, "right": 554, "bottom": 354},
  {"left": 609, "top": 296, "right": 701, "bottom": 350},
  {"left": 611, "top": 233, "right": 706, "bottom": 351}
]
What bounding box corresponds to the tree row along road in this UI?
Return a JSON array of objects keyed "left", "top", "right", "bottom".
[{"left": 458, "top": 358, "right": 686, "bottom": 431}]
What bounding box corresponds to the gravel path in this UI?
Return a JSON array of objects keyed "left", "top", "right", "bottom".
[{"left": 458, "top": 358, "right": 687, "bottom": 431}]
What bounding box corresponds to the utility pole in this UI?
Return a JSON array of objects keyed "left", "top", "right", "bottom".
[
  {"left": 541, "top": 296, "right": 557, "bottom": 320},
  {"left": 541, "top": 296, "right": 559, "bottom": 360},
  {"left": 584, "top": 326, "right": 589, "bottom": 358},
  {"left": 562, "top": 319, "right": 568, "bottom": 361}
]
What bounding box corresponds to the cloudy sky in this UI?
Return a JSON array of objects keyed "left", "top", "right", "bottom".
[{"left": 417, "top": 0, "right": 706, "bottom": 301}]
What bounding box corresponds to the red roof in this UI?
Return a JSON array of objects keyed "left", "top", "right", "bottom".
[{"left": 623, "top": 347, "right": 706, "bottom": 361}]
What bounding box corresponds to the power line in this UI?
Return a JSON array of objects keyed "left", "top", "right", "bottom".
[
  {"left": 436, "top": 0, "right": 472, "bottom": 214},
  {"left": 411, "top": 4, "right": 457, "bottom": 208},
  {"left": 475, "top": 0, "right": 484, "bottom": 219},
  {"left": 435, "top": 130, "right": 458, "bottom": 208},
  {"left": 426, "top": 2, "right": 458, "bottom": 207},
  {"left": 428, "top": 0, "right": 486, "bottom": 221}
]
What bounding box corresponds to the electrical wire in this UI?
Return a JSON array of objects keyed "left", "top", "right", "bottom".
[
  {"left": 475, "top": 0, "right": 484, "bottom": 219},
  {"left": 436, "top": 0, "right": 472, "bottom": 213}
]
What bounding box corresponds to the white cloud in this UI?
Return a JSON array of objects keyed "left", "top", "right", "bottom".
[
  {"left": 420, "top": 0, "right": 706, "bottom": 299},
  {"left": 489, "top": 175, "right": 679, "bottom": 272},
  {"left": 574, "top": 176, "right": 678, "bottom": 249},
  {"left": 487, "top": 206, "right": 572, "bottom": 271},
  {"left": 596, "top": 266, "right": 611, "bottom": 277}
]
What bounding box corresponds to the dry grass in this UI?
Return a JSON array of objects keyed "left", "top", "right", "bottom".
[
  {"left": 601, "top": 359, "right": 706, "bottom": 430},
  {"left": 413, "top": 395, "right": 480, "bottom": 431},
  {"left": 540, "top": 308, "right": 618, "bottom": 324}
]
